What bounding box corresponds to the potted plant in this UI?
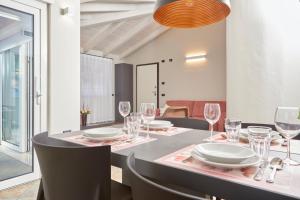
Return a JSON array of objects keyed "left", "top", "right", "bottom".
[{"left": 80, "top": 105, "right": 91, "bottom": 127}]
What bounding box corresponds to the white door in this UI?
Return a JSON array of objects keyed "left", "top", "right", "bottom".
[
  {"left": 0, "top": 0, "right": 47, "bottom": 190},
  {"left": 136, "top": 63, "right": 158, "bottom": 110}
]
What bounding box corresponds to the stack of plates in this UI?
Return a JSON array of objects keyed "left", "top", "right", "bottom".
[
  {"left": 144, "top": 120, "right": 174, "bottom": 130},
  {"left": 83, "top": 127, "right": 123, "bottom": 141},
  {"left": 192, "top": 143, "right": 260, "bottom": 168},
  {"left": 240, "top": 129, "right": 282, "bottom": 141}
]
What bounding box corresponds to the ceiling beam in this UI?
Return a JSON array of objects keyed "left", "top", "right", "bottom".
[
  {"left": 119, "top": 26, "right": 169, "bottom": 58},
  {"left": 80, "top": 6, "right": 154, "bottom": 27},
  {"left": 0, "top": 22, "right": 22, "bottom": 41},
  {"left": 103, "top": 17, "right": 152, "bottom": 55},
  {"left": 81, "top": 0, "right": 155, "bottom": 3},
  {"left": 81, "top": 3, "right": 140, "bottom": 13},
  {"left": 81, "top": 23, "right": 112, "bottom": 51},
  {"left": 82, "top": 21, "right": 126, "bottom": 51}
]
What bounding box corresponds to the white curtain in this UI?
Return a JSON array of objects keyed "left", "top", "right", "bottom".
[{"left": 80, "top": 54, "right": 114, "bottom": 124}]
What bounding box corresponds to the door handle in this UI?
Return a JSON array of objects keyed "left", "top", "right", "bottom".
[
  {"left": 34, "top": 77, "right": 41, "bottom": 105},
  {"left": 35, "top": 93, "right": 42, "bottom": 105}
]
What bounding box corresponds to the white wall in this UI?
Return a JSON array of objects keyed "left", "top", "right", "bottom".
[
  {"left": 48, "top": 0, "right": 80, "bottom": 134},
  {"left": 227, "top": 0, "right": 300, "bottom": 123},
  {"left": 125, "top": 21, "right": 226, "bottom": 109}
]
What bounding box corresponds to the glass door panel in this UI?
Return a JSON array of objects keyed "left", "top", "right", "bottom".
[{"left": 0, "top": 4, "right": 33, "bottom": 181}]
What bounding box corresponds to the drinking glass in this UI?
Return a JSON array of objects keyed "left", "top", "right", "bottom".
[
  {"left": 126, "top": 116, "right": 139, "bottom": 141},
  {"left": 274, "top": 107, "right": 300, "bottom": 166},
  {"left": 248, "top": 126, "right": 272, "bottom": 162},
  {"left": 119, "top": 101, "right": 131, "bottom": 130},
  {"left": 130, "top": 112, "right": 142, "bottom": 128},
  {"left": 225, "top": 119, "right": 242, "bottom": 143},
  {"left": 204, "top": 103, "right": 221, "bottom": 141},
  {"left": 140, "top": 103, "right": 156, "bottom": 139}
]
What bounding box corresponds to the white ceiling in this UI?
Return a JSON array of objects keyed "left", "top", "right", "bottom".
[{"left": 80, "top": 0, "right": 169, "bottom": 59}]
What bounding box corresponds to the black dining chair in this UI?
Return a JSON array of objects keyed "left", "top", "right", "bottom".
[
  {"left": 126, "top": 153, "right": 205, "bottom": 200},
  {"left": 161, "top": 118, "right": 209, "bottom": 130},
  {"left": 32, "top": 132, "right": 132, "bottom": 200}
]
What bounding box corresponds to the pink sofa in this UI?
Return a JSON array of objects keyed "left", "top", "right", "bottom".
[{"left": 158, "top": 100, "right": 226, "bottom": 132}]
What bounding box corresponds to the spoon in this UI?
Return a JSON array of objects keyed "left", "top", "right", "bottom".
[{"left": 267, "top": 157, "right": 283, "bottom": 183}]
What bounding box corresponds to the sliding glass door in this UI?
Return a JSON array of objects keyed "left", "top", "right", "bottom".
[
  {"left": 0, "top": 0, "right": 47, "bottom": 190},
  {"left": 0, "top": 27, "right": 33, "bottom": 153}
]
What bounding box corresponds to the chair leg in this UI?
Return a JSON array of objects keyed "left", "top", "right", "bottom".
[{"left": 36, "top": 180, "right": 45, "bottom": 200}]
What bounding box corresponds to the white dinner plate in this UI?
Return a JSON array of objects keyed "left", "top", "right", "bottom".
[
  {"left": 147, "top": 120, "right": 171, "bottom": 127},
  {"left": 194, "top": 143, "right": 255, "bottom": 164},
  {"left": 240, "top": 129, "right": 281, "bottom": 141},
  {"left": 144, "top": 120, "right": 174, "bottom": 129},
  {"left": 191, "top": 150, "right": 260, "bottom": 169},
  {"left": 83, "top": 127, "right": 122, "bottom": 138}
]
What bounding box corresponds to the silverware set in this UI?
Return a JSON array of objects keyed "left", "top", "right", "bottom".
[{"left": 254, "top": 157, "right": 284, "bottom": 183}]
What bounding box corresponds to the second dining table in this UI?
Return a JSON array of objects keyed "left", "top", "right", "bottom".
[{"left": 52, "top": 126, "right": 300, "bottom": 200}]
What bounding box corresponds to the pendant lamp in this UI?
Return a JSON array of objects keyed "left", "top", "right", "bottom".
[{"left": 153, "top": 0, "right": 231, "bottom": 28}]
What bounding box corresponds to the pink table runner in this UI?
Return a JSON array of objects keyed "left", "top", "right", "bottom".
[
  {"left": 156, "top": 145, "right": 300, "bottom": 199},
  {"left": 140, "top": 127, "right": 191, "bottom": 136},
  {"left": 58, "top": 134, "right": 157, "bottom": 152},
  {"left": 210, "top": 133, "right": 300, "bottom": 155}
]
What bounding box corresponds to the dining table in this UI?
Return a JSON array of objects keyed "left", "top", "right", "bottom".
[{"left": 51, "top": 126, "right": 300, "bottom": 200}]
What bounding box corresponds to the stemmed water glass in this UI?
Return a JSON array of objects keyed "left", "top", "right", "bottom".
[
  {"left": 119, "top": 101, "right": 131, "bottom": 130},
  {"left": 274, "top": 107, "right": 300, "bottom": 166},
  {"left": 204, "top": 103, "right": 221, "bottom": 142},
  {"left": 140, "top": 103, "right": 156, "bottom": 139}
]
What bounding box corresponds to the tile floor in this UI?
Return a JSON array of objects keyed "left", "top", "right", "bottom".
[{"left": 0, "top": 167, "right": 122, "bottom": 200}]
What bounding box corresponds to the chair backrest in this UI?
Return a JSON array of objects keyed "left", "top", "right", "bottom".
[
  {"left": 241, "top": 123, "right": 276, "bottom": 131},
  {"left": 162, "top": 118, "right": 209, "bottom": 130},
  {"left": 32, "top": 132, "right": 111, "bottom": 200},
  {"left": 126, "top": 153, "right": 204, "bottom": 200}
]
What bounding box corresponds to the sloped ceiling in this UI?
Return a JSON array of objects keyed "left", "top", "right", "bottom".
[{"left": 80, "top": 0, "right": 169, "bottom": 59}]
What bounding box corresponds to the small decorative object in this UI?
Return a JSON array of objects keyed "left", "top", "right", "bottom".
[{"left": 80, "top": 104, "right": 91, "bottom": 127}]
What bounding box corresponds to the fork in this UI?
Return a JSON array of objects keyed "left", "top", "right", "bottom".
[{"left": 254, "top": 160, "right": 268, "bottom": 181}]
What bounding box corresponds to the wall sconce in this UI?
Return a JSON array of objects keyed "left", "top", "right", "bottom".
[
  {"left": 185, "top": 53, "right": 207, "bottom": 63},
  {"left": 61, "top": 6, "right": 74, "bottom": 16}
]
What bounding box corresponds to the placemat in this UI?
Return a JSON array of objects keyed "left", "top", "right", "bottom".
[
  {"left": 57, "top": 134, "right": 157, "bottom": 152},
  {"left": 156, "top": 145, "right": 300, "bottom": 199},
  {"left": 140, "top": 127, "right": 191, "bottom": 136}
]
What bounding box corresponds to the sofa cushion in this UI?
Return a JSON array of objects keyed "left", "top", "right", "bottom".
[
  {"left": 162, "top": 106, "right": 189, "bottom": 118},
  {"left": 166, "top": 100, "right": 195, "bottom": 117}
]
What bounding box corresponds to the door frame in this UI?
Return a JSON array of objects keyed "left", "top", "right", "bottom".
[
  {"left": 0, "top": 0, "right": 47, "bottom": 190},
  {"left": 136, "top": 62, "right": 160, "bottom": 111}
]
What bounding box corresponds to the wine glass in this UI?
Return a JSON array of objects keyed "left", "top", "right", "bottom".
[
  {"left": 140, "top": 103, "right": 156, "bottom": 139},
  {"left": 274, "top": 107, "right": 300, "bottom": 166},
  {"left": 204, "top": 103, "right": 221, "bottom": 142},
  {"left": 119, "top": 101, "right": 131, "bottom": 130}
]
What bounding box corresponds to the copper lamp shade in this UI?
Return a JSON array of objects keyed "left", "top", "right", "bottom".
[{"left": 153, "top": 0, "right": 231, "bottom": 28}]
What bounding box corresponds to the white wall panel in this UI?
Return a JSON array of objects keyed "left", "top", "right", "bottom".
[{"left": 227, "top": 0, "right": 300, "bottom": 123}]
